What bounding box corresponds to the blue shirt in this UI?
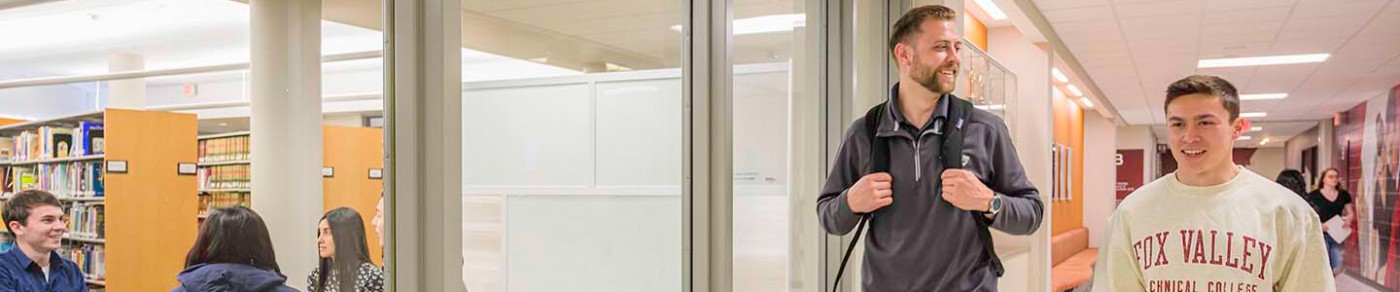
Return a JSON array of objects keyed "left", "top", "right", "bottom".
[{"left": 0, "top": 246, "right": 88, "bottom": 292}]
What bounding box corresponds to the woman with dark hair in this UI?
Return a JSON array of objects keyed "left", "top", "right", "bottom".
[
  {"left": 308, "top": 207, "right": 384, "bottom": 292},
  {"left": 174, "top": 206, "right": 297, "bottom": 291},
  {"left": 1275, "top": 169, "right": 1309, "bottom": 199},
  {"left": 1307, "top": 167, "right": 1355, "bottom": 275}
]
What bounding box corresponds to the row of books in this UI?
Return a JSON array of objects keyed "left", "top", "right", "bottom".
[
  {"left": 68, "top": 203, "right": 105, "bottom": 240},
  {"left": 60, "top": 242, "right": 106, "bottom": 280},
  {"left": 198, "top": 191, "right": 251, "bottom": 216},
  {"left": 198, "top": 136, "right": 249, "bottom": 163},
  {"left": 2, "top": 123, "right": 104, "bottom": 162},
  {"left": 198, "top": 164, "right": 249, "bottom": 190},
  {"left": 2, "top": 162, "right": 104, "bottom": 198}
]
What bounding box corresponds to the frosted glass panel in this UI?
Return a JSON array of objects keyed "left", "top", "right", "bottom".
[
  {"left": 463, "top": 84, "right": 595, "bottom": 187},
  {"left": 506, "top": 195, "right": 682, "bottom": 292},
  {"left": 595, "top": 79, "right": 683, "bottom": 187}
]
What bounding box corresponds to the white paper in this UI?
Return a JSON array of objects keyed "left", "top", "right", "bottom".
[{"left": 1325, "top": 217, "right": 1351, "bottom": 242}]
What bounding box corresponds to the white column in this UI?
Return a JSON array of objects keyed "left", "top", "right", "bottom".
[
  {"left": 250, "top": 0, "right": 322, "bottom": 282},
  {"left": 390, "top": 0, "right": 463, "bottom": 291},
  {"left": 106, "top": 53, "right": 145, "bottom": 109}
]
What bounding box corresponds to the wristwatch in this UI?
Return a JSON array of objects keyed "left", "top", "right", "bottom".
[{"left": 987, "top": 194, "right": 1003, "bottom": 216}]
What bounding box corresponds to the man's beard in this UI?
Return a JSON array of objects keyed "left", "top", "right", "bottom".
[{"left": 912, "top": 57, "right": 956, "bottom": 95}]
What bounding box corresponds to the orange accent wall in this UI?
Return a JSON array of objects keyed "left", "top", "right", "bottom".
[
  {"left": 964, "top": 14, "right": 989, "bottom": 52},
  {"left": 0, "top": 118, "right": 24, "bottom": 126},
  {"left": 1050, "top": 90, "right": 1086, "bottom": 236}
]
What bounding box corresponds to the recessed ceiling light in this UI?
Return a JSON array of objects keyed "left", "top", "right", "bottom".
[
  {"left": 1066, "top": 84, "right": 1084, "bottom": 97},
  {"left": 1079, "top": 97, "right": 1094, "bottom": 108},
  {"left": 1250, "top": 126, "right": 1263, "bottom": 131},
  {"left": 973, "top": 0, "right": 1009, "bottom": 20},
  {"left": 218, "top": 122, "right": 229, "bottom": 127},
  {"left": 1237, "top": 136, "right": 1252, "bottom": 140},
  {"left": 1198, "top": 53, "right": 1330, "bottom": 68},
  {"left": 1260, "top": 137, "right": 1271, "bottom": 145},
  {"left": 1052, "top": 68, "right": 1069, "bottom": 83},
  {"left": 1240, "top": 112, "right": 1267, "bottom": 118},
  {"left": 1239, "top": 93, "right": 1288, "bottom": 100}
]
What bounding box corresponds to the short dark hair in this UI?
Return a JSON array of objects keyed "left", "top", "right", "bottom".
[
  {"left": 889, "top": 5, "right": 957, "bottom": 59},
  {"left": 185, "top": 206, "right": 281, "bottom": 272},
  {"left": 1165, "top": 75, "right": 1241, "bottom": 121},
  {"left": 3, "top": 190, "right": 63, "bottom": 233}
]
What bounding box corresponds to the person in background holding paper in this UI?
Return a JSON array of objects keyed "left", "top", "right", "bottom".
[
  {"left": 1092, "top": 75, "right": 1334, "bottom": 291},
  {"left": 1307, "top": 167, "right": 1354, "bottom": 275}
]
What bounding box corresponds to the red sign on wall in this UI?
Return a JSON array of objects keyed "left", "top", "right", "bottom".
[{"left": 1116, "top": 149, "right": 1144, "bottom": 205}]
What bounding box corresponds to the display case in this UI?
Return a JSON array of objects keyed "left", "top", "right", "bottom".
[{"left": 956, "top": 38, "right": 1018, "bottom": 130}]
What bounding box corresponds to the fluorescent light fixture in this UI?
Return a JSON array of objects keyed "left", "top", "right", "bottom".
[
  {"left": 973, "top": 0, "right": 1009, "bottom": 20},
  {"left": 1237, "top": 136, "right": 1252, "bottom": 140},
  {"left": 1250, "top": 126, "right": 1263, "bottom": 131},
  {"left": 1259, "top": 138, "right": 1270, "bottom": 145},
  {"left": 671, "top": 13, "right": 806, "bottom": 35},
  {"left": 1240, "top": 112, "right": 1267, "bottom": 118},
  {"left": 1198, "top": 53, "right": 1330, "bottom": 68},
  {"left": 1052, "top": 68, "right": 1069, "bottom": 83},
  {"left": 1239, "top": 93, "right": 1288, "bottom": 100},
  {"left": 1079, "top": 97, "right": 1094, "bottom": 108},
  {"left": 1066, "top": 84, "right": 1084, "bottom": 97}
]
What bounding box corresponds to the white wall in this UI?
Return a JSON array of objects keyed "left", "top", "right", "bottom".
[
  {"left": 1246, "top": 147, "right": 1287, "bottom": 181},
  {"left": 988, "top": 26, "right": 1052, "bottom": 291},
  {"left": 1082, "top": 111, "right": 1116, "bottom": 248},
  {"left": 1116, "top": 125, "right": 1158, "bottom": 181},
  {"left": 1284, "top": 126, "right": 1319, "bottom": 170}
]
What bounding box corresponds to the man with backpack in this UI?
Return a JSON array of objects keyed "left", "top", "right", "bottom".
[{"left": 816, "top": 5, "right": 1043, "bottom": 291}]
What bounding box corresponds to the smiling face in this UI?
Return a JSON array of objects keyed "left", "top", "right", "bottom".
[
  {"left": 895, "top": 19, "right": 962, "bottom": 95},
  {"left": 1167, "top": 93, "right": 1244, "bottom": 179},
  {"left": 8, "top": 205, "right": 68, "bottom": 253}
]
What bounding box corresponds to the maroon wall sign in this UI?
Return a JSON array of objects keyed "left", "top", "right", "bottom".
[{"left": 1116, "top": 149, "right": 1144, "bottom": 205}]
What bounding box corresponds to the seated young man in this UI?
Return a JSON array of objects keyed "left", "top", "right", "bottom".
[{"left": 0, "top": 190, "right": 88, "bottom": 292}]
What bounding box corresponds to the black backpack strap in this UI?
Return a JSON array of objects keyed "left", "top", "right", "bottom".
[
  {"left": 941, "top": 96, "right": 1004, "bottom": 277},
  {"left": 832, "top": 102, "right": 888, "bottom": 292}
]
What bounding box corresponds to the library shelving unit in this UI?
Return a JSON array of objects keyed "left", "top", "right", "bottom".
[
  {"left": 0, "top": 109, "right": 197, "bottom": 292},
  {"left": 193, "top": 125, "right": 384, "bottom": 266},
  {"left": 196, "top": 131, "right": 251, "bottom": 221}
]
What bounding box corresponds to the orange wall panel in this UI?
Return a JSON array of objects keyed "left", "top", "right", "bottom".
[
  {"left": 322, "top": 125, "right": 385, "bottom": 266},
  {"left": 964, "top": 14, "right": 989, "bottom": 52},
  {"left": 1050, "top": 91, "right": 1086, "bottom": 237}
]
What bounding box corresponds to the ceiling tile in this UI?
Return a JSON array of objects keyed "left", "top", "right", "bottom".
[
  {"left": 1291, "top": 0, "right": 1388, "bottom": 19},
  {"left": 1206, "top": 0, "right": 1293, "bottom": 12},
  {"left": 1041, "top": 5, "right": 1116, "bottom": 24},
  {"left": 1033, "top": 0, "right": 1113, "bottom": 10},
  {"left": 1113, "top": 0, "right": 1202, "bottom": 18},
  {"left": 1203, "top": 6, "right": 1292, "bottom": 25},
  {"left": 1276, "top": 15, "right": 1374, "bottom": 41}
]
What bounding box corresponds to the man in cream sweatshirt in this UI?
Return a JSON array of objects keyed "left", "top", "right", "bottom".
[{"left": 1092, "top": 75, "right": 1334, "bottom": 291}]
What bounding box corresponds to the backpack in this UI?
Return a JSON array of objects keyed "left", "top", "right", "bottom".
[{"left": 829, "top": 96, "right": 1002, "bottom": 292}]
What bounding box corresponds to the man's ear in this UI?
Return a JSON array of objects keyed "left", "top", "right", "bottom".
[
  {"left": 1233, "top": 118, "right": 1250, "bottom": 139},
  {"left": 893, "top": 42, "right": 911, "bottom": 69},
  {"left": 6, "top": 221, "right": 19, "bottom": 236}
]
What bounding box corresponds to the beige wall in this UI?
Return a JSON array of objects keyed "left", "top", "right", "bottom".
[
  {"left": 988, "top": 25, "right": 1052, "bottom": 292},
  {"left": 1082, "top": 112, "right": 1117, "bottom": 248},
  {"left": 1246, "top": 147, "right": 1288, "bottom": 181}
]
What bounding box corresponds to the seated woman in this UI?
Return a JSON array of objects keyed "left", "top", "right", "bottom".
[
  {"left": 308, "top": 207, "right": 385, "bottom": 292},
  {"left": 174, "top": 206, "right": 298, "bottom": 291}
]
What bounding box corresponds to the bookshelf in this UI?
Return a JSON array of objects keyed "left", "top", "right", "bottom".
[
  {"left": 192, "top": 125, "right": 384, "bottom": 266},
  {"left": 0, "top": 109, "right": 198, "bottom": 291},
  {"left": 196, "top": 132, "right": 251, "bottom": 219}
]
